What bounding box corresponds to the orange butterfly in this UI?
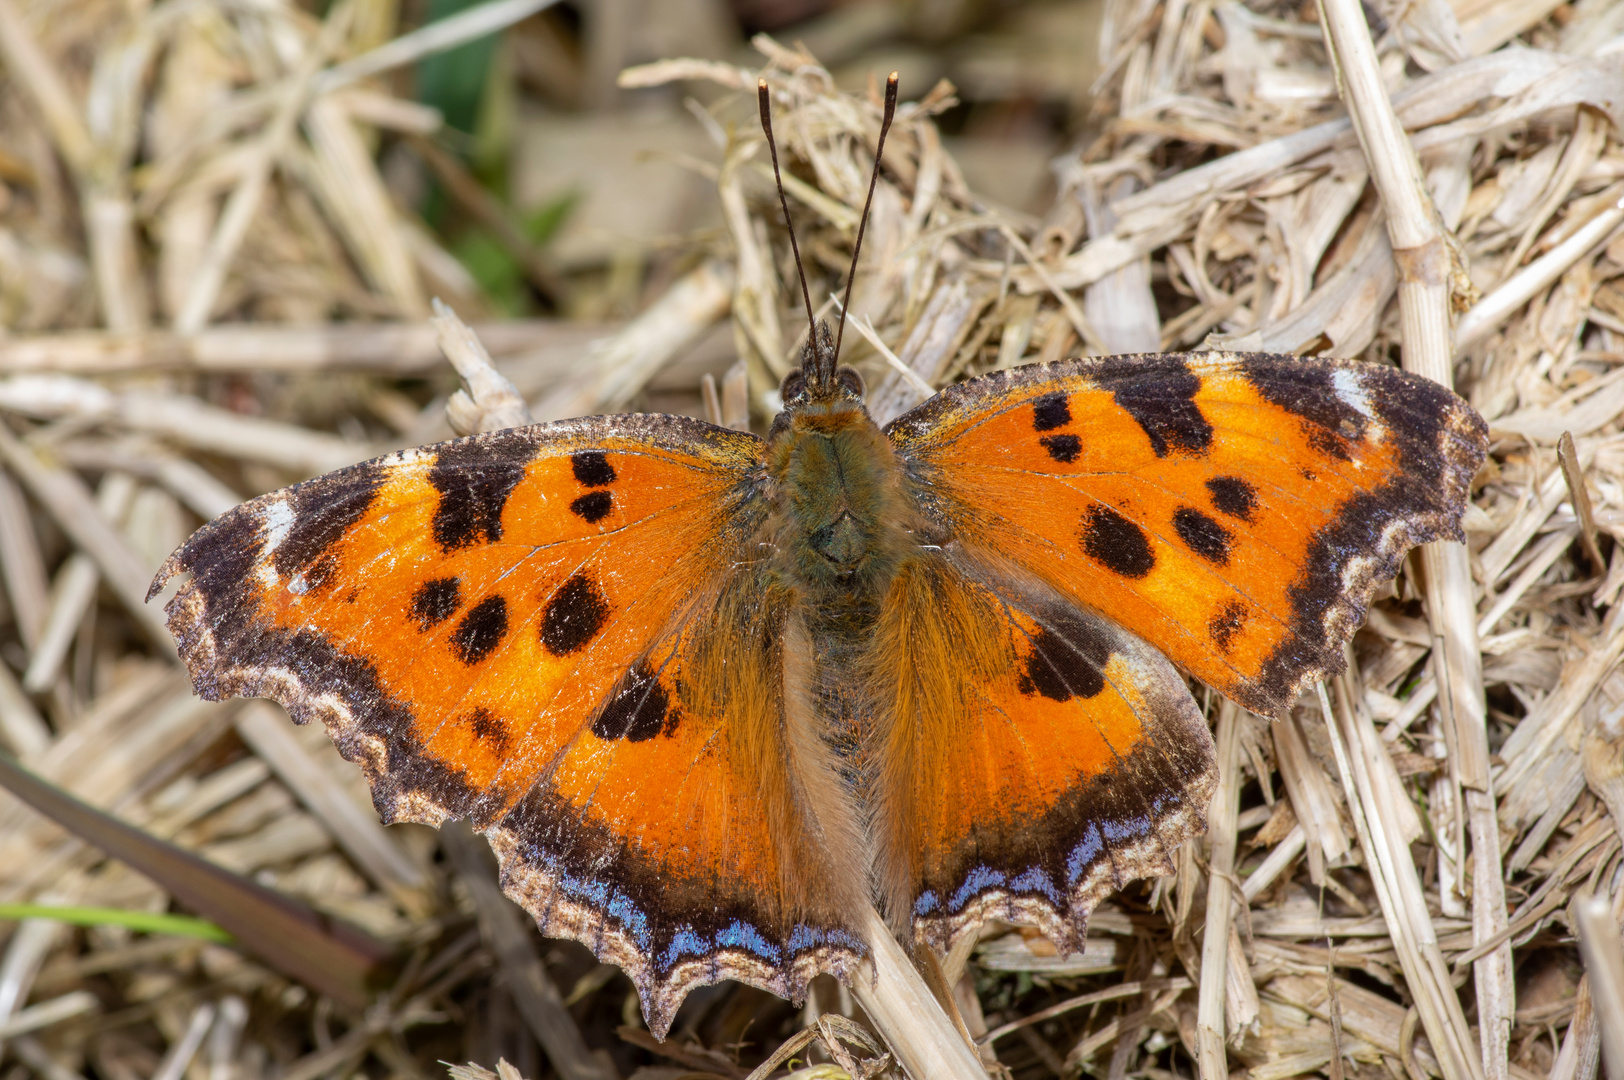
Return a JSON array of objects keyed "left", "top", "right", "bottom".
[{"left": 150, "top": 76, "right": 1487, "bottom": 1038}]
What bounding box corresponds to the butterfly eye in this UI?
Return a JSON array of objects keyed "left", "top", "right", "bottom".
[
  {"left": 780, "top": 370, "right": 806, "bottom": 401},
  {"left": 836, "top": 368, "right": 865, "bottom": 398}
]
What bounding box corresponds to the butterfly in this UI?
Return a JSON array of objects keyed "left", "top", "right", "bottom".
[{"left": 149, "top": 74, "right": 1488, "bottom": 1038}]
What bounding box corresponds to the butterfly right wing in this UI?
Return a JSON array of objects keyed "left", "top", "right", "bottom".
[{"left": 153, "top": 416, "right": 864, "bottom": 1036}]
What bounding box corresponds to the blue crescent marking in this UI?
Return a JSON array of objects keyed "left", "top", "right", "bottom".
[
  {"left": 716, "top": 920, "right": 780, "bottom": 962},
  {"left": 1067, "top": 821, "right": 1104, "bottom": 884},
  {"left": 1102, "top": 814, "right": 1151, "bottom": 842},
  {"left": 1009, "top": 866, "right": 1060, "bottom": 902},
  {"left": 949, "top": 865, "right": 1007, "bottom": 912}
]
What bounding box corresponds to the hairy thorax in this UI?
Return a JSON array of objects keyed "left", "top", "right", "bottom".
[{"left": 764, "top": 397, "right": 917, "bottom": 638}]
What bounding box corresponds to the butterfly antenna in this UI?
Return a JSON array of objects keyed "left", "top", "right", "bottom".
[
  {"left": 832, "top": 71, "right": 899, "bottom": 367},
  {"left": 758, "top": 79, "right": 818, "bottom": 365}
]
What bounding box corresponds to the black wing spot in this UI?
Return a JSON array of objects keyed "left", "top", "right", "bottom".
[
  {"left": 1209, "top": 600, "right": 1248, "bottom": 653},
  {"left": 1081, "top": 505, "right": 1155, "bottom": 578},
  {"left": 1173, "top": 506, "right": 1233, "bottom": 565},
  {"left": 570, "top": 491, "right": 613, "bottom": 523},
  {"left": 466, "top": 707, "right": 510, "bottom": 755},
  {"left": 1018, "top": 611, "right": 1113, "bottom": 701},
  {"left": 431, "top": 440, "right": 526, "bottom": 551},
  {"left": 1112, "top": 361, "right": 1213, "bottom": 457},
  {"left": 541, "top": 575, "right": 610, "bottom": 656},
  {"left": 592, "top": 662, "right": 674, "bottom": 742},
  {"left": 451, "top": 595, "right": 508, "bottom": 665},
  {"left": 571, "top": 451, "right": 616, "bottom": 487},
  {"left": 271, "top": 460, "right": 387, "bottom": 579},
  {"left": 1032, "top": 393, "right": 1071, "bottom": 432},
  {"left": 1041, "top": 434, "right": 1081, "bottom": 463},
  {"left": 1206, "top": 476, "right": 1258, "bottom": 522},
  {"left": 410, "top": 577, "right": 461, "bottom": 631}
]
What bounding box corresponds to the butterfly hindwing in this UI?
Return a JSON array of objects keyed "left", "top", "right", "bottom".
[
  {"left": 866, "top": 551, "right": 1215, "bottom": 951},
  {"left": 886, "top": 352, "right": 1488, "bottom": 716},
  {"left": 152, "top": 416, "right": 863, "bottom": 1036}
]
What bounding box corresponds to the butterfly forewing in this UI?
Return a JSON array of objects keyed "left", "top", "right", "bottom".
[{"left": 886, "top": 352, "right": 1488, "bottom": 716}]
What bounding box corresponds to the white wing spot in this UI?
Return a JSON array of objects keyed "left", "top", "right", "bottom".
[
  {"left": 1332, "top": 369, "right": 1375, "bottom": 420},
  {"left": 261, "top": 499, "right": 295, "bottom": 556}
]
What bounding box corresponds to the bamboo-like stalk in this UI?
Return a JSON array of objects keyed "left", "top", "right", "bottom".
[
  {"left": 1197, "top": 700, "right": 1243, "bottom": 1080},
  {"left": 1313, "top": 5, "right": 1511, "bottom": 1079},
  {"left": 1316, "top": 684, "right": 1485, "bottom": 1080}
]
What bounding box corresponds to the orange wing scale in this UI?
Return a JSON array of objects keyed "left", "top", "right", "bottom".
[{"left": 888, "top": 352, "right": 1487, "bottom": 715}]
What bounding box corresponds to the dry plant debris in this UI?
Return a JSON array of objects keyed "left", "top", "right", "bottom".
[{"left": 0, "top": 0, "right": 1622, "bottom": 1078}]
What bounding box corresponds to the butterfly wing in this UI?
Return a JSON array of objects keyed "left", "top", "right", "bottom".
[
  {"left": 866, "top": 550, "right": 1215, "bottom": 951},
  {"left": 886, "top": 352, "right": 1487, "bottom": 716},
  {"left": 152, "top": 417, "right": 863, "bottom": 1035}
]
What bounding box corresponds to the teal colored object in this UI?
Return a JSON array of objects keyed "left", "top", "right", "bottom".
[{"left": 417, "top": 0, "right": 498, "bottom": 133}]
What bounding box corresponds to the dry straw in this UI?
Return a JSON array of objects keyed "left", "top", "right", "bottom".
[{"left": 0, "top": 0, "right": 1622, "bottom": 1077}]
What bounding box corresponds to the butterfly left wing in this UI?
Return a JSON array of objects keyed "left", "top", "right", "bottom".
[
  {"left": 886, "top": 352, "right": 1487, "bottom": 716},
  {"left": 151, "top": 418, "right": 865, "bottom": 1036},
  {"left": 866, "top": 550, "right": 1215, "bottom": 952}
]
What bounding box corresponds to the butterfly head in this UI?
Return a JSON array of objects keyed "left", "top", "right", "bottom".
[{"left": 780, "top": 321, "right": 865, "bottom": 408}]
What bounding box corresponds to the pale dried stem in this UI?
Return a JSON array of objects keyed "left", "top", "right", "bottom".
[
  {"left": 432, "top": 299, "right": 534, "bottom": 434},
  {"left": 1456, "top": 187, "right": 1624, "bottom": 352},
  {"left": 0, "top": 321, "right": 601, "bottom": 376},
  {"left": 21, "top": 472, "right": 137, "bottom": 694},
  {"left": 0, "top": 0, "right": 146, "bottom": 329},
  {"left": 303, "top": 99, "right": 426, "bottom": 317},
  {"left": 235, "top": 702, "right": 430, "bottom": 898},
  {"left": 0, "top": 0, "right": 94, "bottom": 176},
  {"left": 849, "top": 903, "right": 987, "bottom": 1080},
  {"left": 532, "top": 260, "right": 733, "bottom": 422},
  {"left": 312, "top": 0, "right": 561, "bottom": 95},
  {"left": 1198, "top": 700, "right": 1244, "bottom": 1080},
  {"left": 1315, "top": 2, "right": 1508, "bottom": 1074},
  {"left": 1316, "top": 683, "right": 1485, "bottom": 1080},
  {"left": 844, "top": 311, "right": 935, "bottom": 398},
  {"left": 0, "top": 469, "right": 48, "bottom": 651},
  {"left": 443, "top": 826, "right": 620, "bottom": 1080},
  {"left": 0, "top": 661, "right": 48, "bottom": 759},
  {"left": 1241, "top": 824, "right": 1306, "bottom": 903},
  {"left": 1573, "top": 894, "right": 1624, "bottom": 1080}
]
